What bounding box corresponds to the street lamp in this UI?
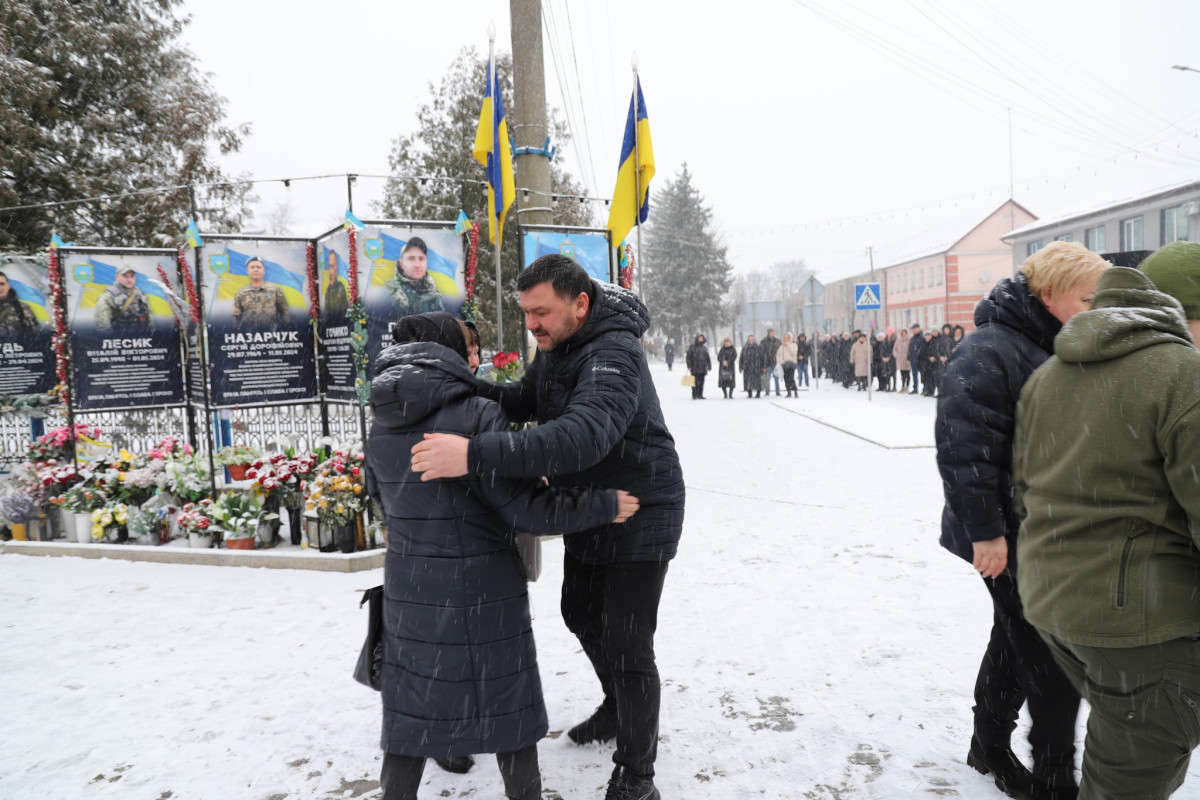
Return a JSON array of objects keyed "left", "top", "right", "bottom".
[{"left": 1172, "top": 65, "right": 1200, "bottom": 74}]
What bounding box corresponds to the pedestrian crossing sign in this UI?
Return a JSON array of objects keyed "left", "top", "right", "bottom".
[{"left": 855, "top": 282, "right": 881, "bottom": 310}]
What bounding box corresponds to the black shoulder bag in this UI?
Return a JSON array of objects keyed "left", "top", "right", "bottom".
[{"left": 353, "top": 585, "right": 384, "bottom": 691}]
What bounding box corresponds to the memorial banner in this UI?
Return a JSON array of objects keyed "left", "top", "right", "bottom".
[
  {"left": 202, "top": 238, "right": 316, "bottom": 407},
  {"left": 316, "top": 234, "right": 354, "bottom": 401},
  {"left": 64, "top": 250, "right": 184, "bottom": 410},
  {"left": 521, "top": 228, "right": 614, "bottom": 283},
  {"left": 0, "top": 256, "right": 55, "bottom": 397}
]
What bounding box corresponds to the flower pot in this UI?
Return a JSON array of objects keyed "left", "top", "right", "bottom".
[
  {"left": 50, "top": 505, "right": 69, "bottom": 539},
  {"left": 188, "top": 532, "right": 214, "bottom": 549},
  {"left": 27, "top": 515, "right": 50, "bottom": 541},
  {"left": 256, "top": 518, "right": 279, "bottom": 547},
  {"left": 335, "top": 522, "right": 356, "bottom": 554},
  {"left": 225, "top": 536, "right": 255, "bottom": 550},
  {"left": 73, "top": 512, "right": 93, "bottom": 544},
  {"left": 226, "top": 464, "right": 251, "bottom": 481},
  {"left": 285, "top": 506, "right": 303, "bottom": 545},
  {"left": 10, "top": 522, "right": 27, "bottom": 541},
  {"left": 157, "top": 525, "right": 172, "bottom": 545}
]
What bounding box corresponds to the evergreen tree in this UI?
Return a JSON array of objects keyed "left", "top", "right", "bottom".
[
  {"left": 0, "top": 0, "right": 254, "bottom": 252},
  {"left": 378, "top": 47, "right": 590, "bottom": 352},
  {"left": 641, "top": 164, "right": 733, "bottom": 343}
]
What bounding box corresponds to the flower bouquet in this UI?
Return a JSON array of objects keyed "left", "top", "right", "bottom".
[
  {"left": 27, "top": 424, "right": 104, "bottom": 463},
  {"left": 176, "top": 499, "right": 216, "bottom": 547},
  {"left": 126, "top": 504, "right": 170, "bottom": 545},
  {"left": 210, "top": 492, "right": 275, "bottom": 549},
  {"left": 36, "top": 460, "right": 81, "bottom": 501},
  {"left": 0, "top": 490, "right": 38, "bottom": 526},
  {"left": 90, "top": 503, "right": 129, "bottom": 543},
  {"left": 163, "top": 453, "right": 212, "bottom": 504},
  {"left": 304, "top": 447, "right": 366, "bottom": 552},
  {"left": 487, "top": 351, "right": 524, "bottom": 383}
]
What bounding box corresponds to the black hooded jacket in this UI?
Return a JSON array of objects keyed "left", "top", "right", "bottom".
[
  {"left": 470, "top": 280, "right": 685, "bottom": 564},
  {"left": 367, "top": 341, "right": 619, "bottom": 757},
  {"left": 935, "top": 274, "right": 1061, "bottom": 571}
]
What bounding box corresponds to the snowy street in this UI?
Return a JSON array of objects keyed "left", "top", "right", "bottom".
[{"left": 3, "top": 359, "right": 1195, "bottom": 799}]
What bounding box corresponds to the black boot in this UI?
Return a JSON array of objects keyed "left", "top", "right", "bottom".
[
  {"left": 604, "top": 765, "right": 660, "bottom": 800},
  {"left": 434, "top": 754, "right": 475, "bottom": 774},
  {"left": 1030, "top": 754, "right": 1079, "bottom": 800},
  {"left": 567, "top": 704, "right": 618, "bottom": 745},
  {"left": 968, "top": 736, "right": 1034, "bottom": 800}
]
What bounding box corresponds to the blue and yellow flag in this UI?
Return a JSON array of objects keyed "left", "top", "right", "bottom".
[
  {"left": 343, "top": 209, "right": 365, "bottom": 231},
  {"left": 472, "top": 57, "right": 515, "bottom": 246},
  {"left": 454, "top": 210, "right": 474, "bottom": 235},
  {"left": 606, "top": 78, "right": 655, "bottom": 246},
  {"left": 185, "top": 220, "right": 203, "bottom": 248}
]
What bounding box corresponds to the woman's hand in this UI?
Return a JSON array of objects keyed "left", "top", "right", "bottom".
[
  {"left": 613, "top": 490, "right": 639, "bottom": 523},
  {"left": 972, "top": 536, "right": 1008, "bottom": 579}
]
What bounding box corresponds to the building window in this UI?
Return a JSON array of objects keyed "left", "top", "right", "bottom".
[
  {"left": 919, "top": 271, "right": 925, "bottom": 289},
  {"left": 1055, "top": 233, "right": 1073, "bottom": 242},
  {"left": 1162, "top": 205, "right": 1190, "bottom": 244},
  {"left": 1026, "top": 241, "right": 1044, "bottom": 256},
  {"left": 1121, "top": 216, "right": 1144, "bottom": 250},
  {"left": 936, "top": 264, "right": 943, "bottom": 285},
  {"left": 1084, "top": 225, "right": 1106, "bottom": 252}
]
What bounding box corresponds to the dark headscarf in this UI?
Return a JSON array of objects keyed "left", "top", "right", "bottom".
[{"left": 390, "top": 312, "right": 469, "bottom": 363}]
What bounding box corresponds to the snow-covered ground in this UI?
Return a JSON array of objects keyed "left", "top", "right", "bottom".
[{"left": 3, "top": 361, "right": 1196, "bottom": 799}]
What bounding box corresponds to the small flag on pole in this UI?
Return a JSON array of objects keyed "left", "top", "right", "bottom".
[
  {"left": 455, "top": 210, "right": 474, "bottom": 235},
  {"left": 49, "top": 233, "right": 72, "bottom": 249},
  {"left": 472, "top": 55, "right": 516, "bottom": 246},
  {"left": 185, "top": 220, "right": 203, "bottom": 248},
  {"left": 606, "top": 77, "right": 655, "bottom": 247},
  {"left": 343, "top": 209, "right": 365, "bottom": 230}
]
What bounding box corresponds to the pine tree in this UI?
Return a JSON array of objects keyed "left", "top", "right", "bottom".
[
  {"left": 0, "top": 0, "right": 254, "bottom": 252},
  {"left": 641, "top": 164, "right": 733, "bottom": 343},
  {"left": 378, "top": 47, "right": 590, "bottom": 351}
]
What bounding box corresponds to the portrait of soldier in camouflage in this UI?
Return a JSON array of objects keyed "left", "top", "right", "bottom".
[
  {"left": 323, "top": 249, "right": 348, "bottom": 323},
  {"left": 232, "top": 257, "right": 288, "bottom": 331},
  {"left": 385, "top": 237, "right": 444, "bottom": 316},
  {"left": 0, "top": 272, "right": 40, "bottom": 339},
  {"left": 95, "top": 266, "right": 153, "bottom": 334}
]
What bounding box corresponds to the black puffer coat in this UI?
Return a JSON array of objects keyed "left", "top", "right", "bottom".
[
  {"left": 471, "top": 280, "right": 685, "bottom": 564},
  {"left": 738, "top": 342, "right": 766, "bottom": 391},
  {"left": 368, "top": 341, "right": 619, "bottom": 757},
  {"left": 935, "top": 274, "right": 1061, "bottom": 574},
  {"left": 716, "top": 345, "right": 738, "bottom": 388},
  {"left": 685, "top": 336, "right": 711, "bottom": 374}
]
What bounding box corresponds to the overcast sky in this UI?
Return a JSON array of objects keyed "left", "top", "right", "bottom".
[{"left": 180, "top": 0, "right": 1200, "bottom": 282}]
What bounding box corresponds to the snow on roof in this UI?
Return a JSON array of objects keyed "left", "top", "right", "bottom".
[{"left": 1003, "top": 177, "right": 1200, "bottom": 239}]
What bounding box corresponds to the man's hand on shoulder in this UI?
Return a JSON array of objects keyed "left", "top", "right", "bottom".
[{"left": 410, "top": 433, "right": 470, "bottom": 481}]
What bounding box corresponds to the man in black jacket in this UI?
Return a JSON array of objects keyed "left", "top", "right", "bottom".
[
  {"left": 410, "top": 255, "right": 683, "bottom": 800},
  {"left": 760, "top": 328, "right": 782, "bottom": 395},
  {"left": 907, "top": 324, "right": 924, "bottom": 394}
]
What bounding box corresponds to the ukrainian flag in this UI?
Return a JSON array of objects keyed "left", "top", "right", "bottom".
[
  {"left": 606, "top": 78, "right": 655, "bottom": 246},
  {"left": 472, "top": 57, "right": 515, "bottom": 246}
]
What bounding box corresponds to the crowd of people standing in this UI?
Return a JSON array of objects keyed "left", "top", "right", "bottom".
[{"left": 679, "top": 323, "right": 967, "bottom": 399}]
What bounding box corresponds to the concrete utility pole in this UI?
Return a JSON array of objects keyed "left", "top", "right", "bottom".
[{"left": 509, "top": 0, "right": 553, "bottom": 227}]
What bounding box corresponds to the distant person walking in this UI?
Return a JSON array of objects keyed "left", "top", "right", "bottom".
[
  {"left": 760, "top": 329, "right": 783, "bottom": 396},
  {"left": 716, "top": 338, "right": 738, "bottom": 399},
  {"left": 795, "top": 333, "right": 812, "bottom": 388},
  {"left": 664, "top": 339, "right": 675, "bottom": 371},
  {"left": 685, "top": 334, "right": 711, "bottom": 400}
]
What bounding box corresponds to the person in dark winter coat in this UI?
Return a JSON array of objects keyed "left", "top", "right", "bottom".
[
  {"left": 716, "top": 338, "right": 738, "bottom": 398},
  {"left": 409, "top": 255, "right": 684, "bottom": 800},
  {"left": 738, "top": 334, "right": 766, "bottom": 397},
  {"left": 951, "top": 324, "right": 965, "bottom": 350},
  {"left": 368, "top": 312, "right": 638, "bottom": 800},
  {"left": 837, "top": 332, "right": 854, "bottom": 387},
  {"left": 795, "top": 333, "right": 812, "bottom": 387},
  {"left": 907, "top": 324, "right": 924, "bottom": 394},
  {"left": 936, "top": 241, "right": 1108, "bottom": 800},
  {"left": 760, "top": 329, "right": 783, "bottom": 395},
  {"left": 920, "top": 329, "right": 941, "bottom": 396},
  {"left": 663, "top": 339, "right": 675, "bottom": 371},
  {"left": 685, "top": 334, "right": 711, "bottom": 399}
]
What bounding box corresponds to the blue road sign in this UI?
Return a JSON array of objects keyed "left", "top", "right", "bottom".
[{"left": 854, "top": 282, "right": 881, "bottom": 310}]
